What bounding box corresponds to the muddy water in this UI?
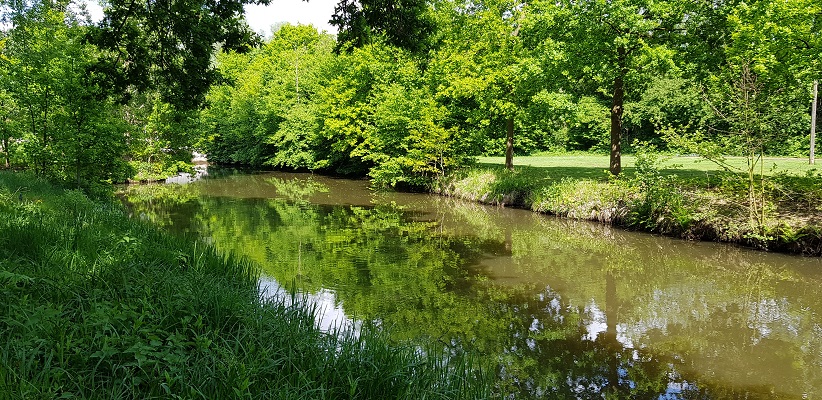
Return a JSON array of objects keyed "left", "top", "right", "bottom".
[{"left": 121, "top": 169, "right": 822, "bottom": 399}]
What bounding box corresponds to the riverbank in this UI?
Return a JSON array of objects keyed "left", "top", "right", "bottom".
[
  {"left": 433, "top": 157, "right": 822, "bottom": 256},
  {"left": 0, "top": 171, "right": 490, "bottom": 398}
]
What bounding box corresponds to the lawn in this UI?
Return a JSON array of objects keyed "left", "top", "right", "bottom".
[{"left": 478, "top": 154, "right": 822, "bottom": 180}]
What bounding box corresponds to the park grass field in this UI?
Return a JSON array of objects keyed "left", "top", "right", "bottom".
[{"left": 479, "top": 154, "right": 821, "bottom": 179}]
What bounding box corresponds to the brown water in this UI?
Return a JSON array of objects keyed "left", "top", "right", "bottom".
[{"left": 121, "top": 168, "right": 822, "bottom": 399}]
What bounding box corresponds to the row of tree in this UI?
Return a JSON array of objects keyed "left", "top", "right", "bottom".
[
  {"left": 1, "top": 0, "right": 820, "bottom": 188},
  {"left": 200, "top": 0, "right": 821, "bottom": 185}
]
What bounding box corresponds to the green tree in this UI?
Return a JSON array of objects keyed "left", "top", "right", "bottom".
[
  {"left": 88, "top": 0, "right": 263, "bottom": 110},
  {"left": 198, "top": 25, "right": 336, "bottom": 170},
  {"left": 427, "top": 0, "right": 533, "bottom": 168},
  {"left": 667, "top": 0, "right": 820, "bottom": 232},
  {"left": 0, "top": 38, "right": 19, "bottom": 168},
  {"left": 0, "top": 89, "right": 16, "bottom": 169},
  {"left": 625, "top": 75, "right": 712, "bottom": 147},
  {"left": 316, "top": 43, "right": 467, "bottom": 186},
  {"left": 724, "top": 0, "right": 821, "bottom": 156},
  {"left": 4, "top": 0, "right": 67, "bottom": 175},
  {"left": 330, "top": 0, "right": 435, "bottom": 54},
  {"left": 3, "top": 0, "right": 131, "bottom": 187},
  {"left": 55, "top": 43, "right": 132, "bottom": 187},
  {"left": 121, "top": 93, "right": 198, "bottom": 181},
  {"left": 524, "top": 0, "right": 686, "bottom": 175}
]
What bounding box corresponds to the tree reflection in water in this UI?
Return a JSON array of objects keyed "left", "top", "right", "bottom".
[{"left": 122, "top": 170, "right": 822, "bottom": 399}]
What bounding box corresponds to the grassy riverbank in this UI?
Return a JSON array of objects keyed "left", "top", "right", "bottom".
[
  {"left": 0, "top": 172, "right": 491, "bottom": 399},
  {"left": 436, "top": 154, "right": 822, "bottom": 255}
]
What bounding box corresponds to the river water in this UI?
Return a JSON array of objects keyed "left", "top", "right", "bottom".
[{"left": 121, "top": 168, "right": 822, "bottom": 399}]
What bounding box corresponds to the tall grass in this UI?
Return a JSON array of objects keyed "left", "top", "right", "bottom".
[{"left": 0, "top": 172, "right": 492, "bottom": 399}]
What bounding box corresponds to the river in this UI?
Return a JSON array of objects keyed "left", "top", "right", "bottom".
[{"left": 120, "top": 168, "right": 822, "bottom": 399}]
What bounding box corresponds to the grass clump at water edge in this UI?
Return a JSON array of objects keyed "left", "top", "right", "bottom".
[
  {"left": 435, "top": 153, "right": 822, "bottom": 255},
  {"left": 0, "top": 171, "right": 493, "bottom": 399}
]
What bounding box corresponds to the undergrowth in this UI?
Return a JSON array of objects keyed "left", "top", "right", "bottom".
[{"left": 0, "top": 171, "right": 492, "bottom": 399}]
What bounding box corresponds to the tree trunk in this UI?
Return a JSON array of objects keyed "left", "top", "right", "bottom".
[
  {"left": 811, "top": 80, "right": 818, "bottom": 165},
  {"left": 505, "top": 117, "right": 514, "bottom": 171},
  {"left": 2, "top": 137, "right": 9, "bottom": 169},
  {"left": 610, "top": 47, "right": 627, "bottom": 176}
]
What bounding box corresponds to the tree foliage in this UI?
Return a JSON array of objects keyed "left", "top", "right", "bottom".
[
  {"left": 198, "top": 25, "right": 336, "bottom": 169},
  {"left": 2, "top": 0, "right": 820, "bottom": 188},
  {"left": 1, "top": 0, "right": 132, "bottom": 188},
  {"left": 87, "top": 0, "right": 264, "bottom": 110},
  {"left": 330, "top": 0, "right": 434, "bottom": 53},
  {"left": 194, "top": 0, "right": 821, "bottom": 187}
]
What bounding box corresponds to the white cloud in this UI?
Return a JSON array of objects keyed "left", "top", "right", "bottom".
[
  {"left": 78, "top": 0, "right": 105, "bottom": 22},
  {"left": 244, "top": 0, "right": 339, "bottom": 36}
]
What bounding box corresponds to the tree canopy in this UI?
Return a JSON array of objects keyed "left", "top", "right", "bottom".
[
  {"left": 88, "top": 0, "right": 265, "bottom": 110},
  {"left": 1, "top": 0, "right": 819, "bottom": 187},
  {"left": 330, "top": 0, "right": 434, "bottom": 53}
]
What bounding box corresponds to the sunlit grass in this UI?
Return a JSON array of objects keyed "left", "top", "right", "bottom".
[{"left": 479, "top": 154, "right": 821, "bottom": 178}]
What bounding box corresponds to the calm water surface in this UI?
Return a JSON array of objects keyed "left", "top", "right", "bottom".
[{"left": 121, "top": 168, "right": 822, "bottom": 399}]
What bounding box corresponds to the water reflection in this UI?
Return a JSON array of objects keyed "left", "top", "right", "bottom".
[
  {"left": 258, "top": 277, "right": 358, "bottom": 334},
  {"left": 121, "top": 168, "right": 822, "bottom": 399}
]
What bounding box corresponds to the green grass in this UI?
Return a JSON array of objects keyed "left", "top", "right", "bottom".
[
  {"left": 479, "top": 154, "right": 821, "bottom": 179},
  {"left": 0, "top": 171, "right": 492, "bottom": 399},
  {"left": 437, "top": 154, "right": 822, "bottom": 254}
]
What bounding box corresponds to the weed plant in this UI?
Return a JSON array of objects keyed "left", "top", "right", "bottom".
[{"left": 0, "top": 172, "right": 492, "bottom": 399}]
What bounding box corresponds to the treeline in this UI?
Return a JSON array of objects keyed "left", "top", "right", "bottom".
[
  {"left": 201, "top": 0, "right": 820, "bottom": 184},
  {"left": 1, "top": 0, "right": 820, "bottom": 189}
]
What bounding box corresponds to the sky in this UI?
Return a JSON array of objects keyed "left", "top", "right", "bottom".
[
  {"left": 79, "top": 0, "right": 338, "bottom": 36},
  {"left": 244, "top": 0, "right": 339, "bottom": 36}
]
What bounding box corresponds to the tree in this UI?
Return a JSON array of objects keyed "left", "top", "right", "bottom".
[
  {"left": 120, "top": 93, "right": 199, "bottom": 181},
  {"left": 4, "top": 0, "right": 74, "bottom": 175},
  {"left": 723, "top": 0, "right": 821, "bottom": 157},
  {"left": 330, "top": 0, "right": 435, "bottom": 54},
  {"left": 316, "top": 43, "right": 466, "bottom": 186},
  {"left": 3, "top": 0, "right": 132, "bottom": 186},
  {"left": 524, "top": 0, "right": 686, "bottom": 175},
  {"left": 0, "top": 89, "right": 16, "bottom": 169},
  {"left": 667, "top": 0, "right": 821, "bottom": 232},
  {"left": 427, "top": 0, "right": 533, "bottom": 169},
  {"left": 88, "top": 0, "right": 265, "bottom": 110},
  {"left": 198, "top": 25, "right": 336, "bottom": 170},
  {"left": 812, "top": 81, "right": 818, "bottom": 164},
  {"left": 0, "top": 37, "right": 19, "bottom": 168}
]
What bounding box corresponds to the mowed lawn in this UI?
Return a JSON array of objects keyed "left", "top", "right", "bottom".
[{"left": 478, "top": 154, "right": 822, "bottom": 181}]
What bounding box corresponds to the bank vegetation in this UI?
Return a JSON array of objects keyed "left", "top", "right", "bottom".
[{"left": 435, "top": 153, "right": 822, "bottom": 255}]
